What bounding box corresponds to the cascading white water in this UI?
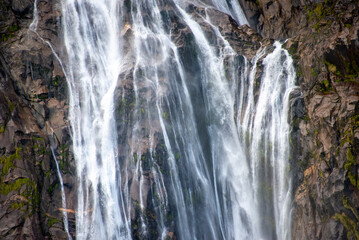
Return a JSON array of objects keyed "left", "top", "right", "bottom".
[
  {"left": 209, "top": 0, "right": 248, "bottom": 25},
  {"left": 56, "top": 0, "right": 297, "bottom": 239},
  {"left": 236, "top": 42, "right": 297, "bottom": 239},
  {"left": 250, "top": 42, "right": 296, "bottom": 240},
  {"left": 61, "top": 1, "right": 131, "bottom": 239},
  {"left": 29, "top": 0, "right": 38, "bottom": 32}
]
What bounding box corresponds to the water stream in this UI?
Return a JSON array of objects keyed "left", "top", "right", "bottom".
[
  {"left": 49, "top": 133, "right": 72, "bottom": 240},
  {"left": 57, "top": 0, "right": 297, "bottom": 239}
]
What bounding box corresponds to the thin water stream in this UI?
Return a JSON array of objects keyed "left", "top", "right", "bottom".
[{"left": 49, "top": 133, "right": 72, "bottom": 240}]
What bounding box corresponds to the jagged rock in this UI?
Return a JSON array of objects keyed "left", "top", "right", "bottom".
[
  {"left": 11, "top": 0, "right": 33, "bottom": 14},
  {"left": 0, "top": 0, "right": 76, "bottom": 239}
]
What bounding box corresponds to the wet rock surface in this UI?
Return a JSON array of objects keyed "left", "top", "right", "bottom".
[
  {"left": 114, "top": 3, "right": 268, "bottom": 239},
  {"left": 0, "top": 0, "right": 358, "bottom": 239},
  {"left": 0, "top": 0, "right": 76, "bottom": 239},
  {"left": 0, "top": 0, "right": 267, "bottom": 238}
]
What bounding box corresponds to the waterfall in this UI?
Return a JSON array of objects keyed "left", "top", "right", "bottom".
[
  {"left": 29, "top": 0, "right": 38, "bottom": 31},
  {"left": 57, "top": 0, "right": 297, "bottom": 239},
  {"left": 61, "top": 1, "right": 131, "bottom": 239},
  {"left": 209, "top": 0, "right": 248, "bottom": 25},
  {"left": 237, "top": 42, "right": 297, "bottom": 239}
]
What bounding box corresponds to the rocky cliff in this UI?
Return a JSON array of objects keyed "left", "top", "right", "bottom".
[
  {"left": 0, "top": 0, "right": 358, "bottom": 239},
  {"left": 0, "top": 0, "right": 76, "bottom": 238}
]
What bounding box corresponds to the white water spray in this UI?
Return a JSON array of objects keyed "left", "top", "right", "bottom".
[
  {"left": 55, "top": 0, "right": 297, "bottom": 239},
  {"left": 61, "top": 1, "right": 131, "bottom": 239}
]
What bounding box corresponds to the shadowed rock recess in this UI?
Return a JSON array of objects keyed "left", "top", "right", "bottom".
[{"left": 0, "top": 0, "right": 358, "bottom": 239}]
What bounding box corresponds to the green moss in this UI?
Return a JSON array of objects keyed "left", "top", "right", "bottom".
[
  {"left": 324, "top": 61, "right": 341, "bottom": 75},
  {"left": 1, "top": 155, "right": 15, "bottom": 175},
  {"left": 10, "top": 201, "right": 25, "bottom": 210},
  {"left": 305, "top": 1, "right": 338, "bottom": 32},
  {"left": 1, "top": 33, "right": 12, "bottom": 42},
  {"left": 1, "top": 24, "right": 19, "bottom": 42},
  {"left": 47, "top": 216, "right": 60, "bottom": 228},
  {"left": 32, "top": 136, "right": 49, "bottom": 155},
  {"left": 343, "top": 196, "right": 359, "bottom": 221},
  {"left": 325, "top": 57, "right": 359, "bottom": 83},
  {"left": 47, "top": 183, "right": 58, "bottom": 195},
  {"left": 32, "top": 136, "right": 44, "bottom": 142},
  {"left": 345, "top": 148, "right": 358, "bottom": 188},
  {"left": 0, "top": 152, "right": 39, "bottom": 214},
  {"left": 313, "top": 22, "right": 321, "bottom": 31},
  {"left": 323, "top": 79, "right": 330, "bottom": 88},
  {"left": 45, "top": 170, "right": 51, "bottom": 177},
  {"left": 311, "top": 68, "right": 319, "bottom": 77},
  {"left": 352, "top": 115, "right": 359, "bottom": 127},
  {"left": 296, "top": 68, "right": 303, "bottom": 77},
  {"left": 6, "top": 99, "right": 14, "bottom": 113},
  {"left": 334, "top": 213, "right": 359, "bottom": 240},
  {"left": 58, "top": 159, "right": 65, "bottom": 171},
  {"left": 0, "top": 148, "right": 22, "bottom": 175},
  {"left": 0, "top": 178, "right": 30, "bottom": 195},
  {"left": 0, "top": 124, "right": 5, "bottom": 134},
  {"left": 58, "top": 145, "right": 70, "bottom": 173},
  {"left": 344, "top": 59, "right": 359, "bottom": 81},
  {"left": 345, "top": 75, "right": 357, "bottom": 83},
  {"left": 313, "top": 3, "right": 326, "bottom": 18},
  {"left": 318, "top": 79, "right": 333, "bottom": 93},
  {"left": 8, "top": 25, "right": 18, "bottom": 32},
  {"left": 346, "top": 148, "right": 355, "bottom": 167}
]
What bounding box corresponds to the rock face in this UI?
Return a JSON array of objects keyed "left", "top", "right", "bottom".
[
  {"left": 0, "top": 0, "right": 76, "bottom": 239},
  {"left": 0, "top": 0, "right": 358, "bottom": 239},
  {"left": 239, "top": 0, "right": 359, "bottom": 239}
]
